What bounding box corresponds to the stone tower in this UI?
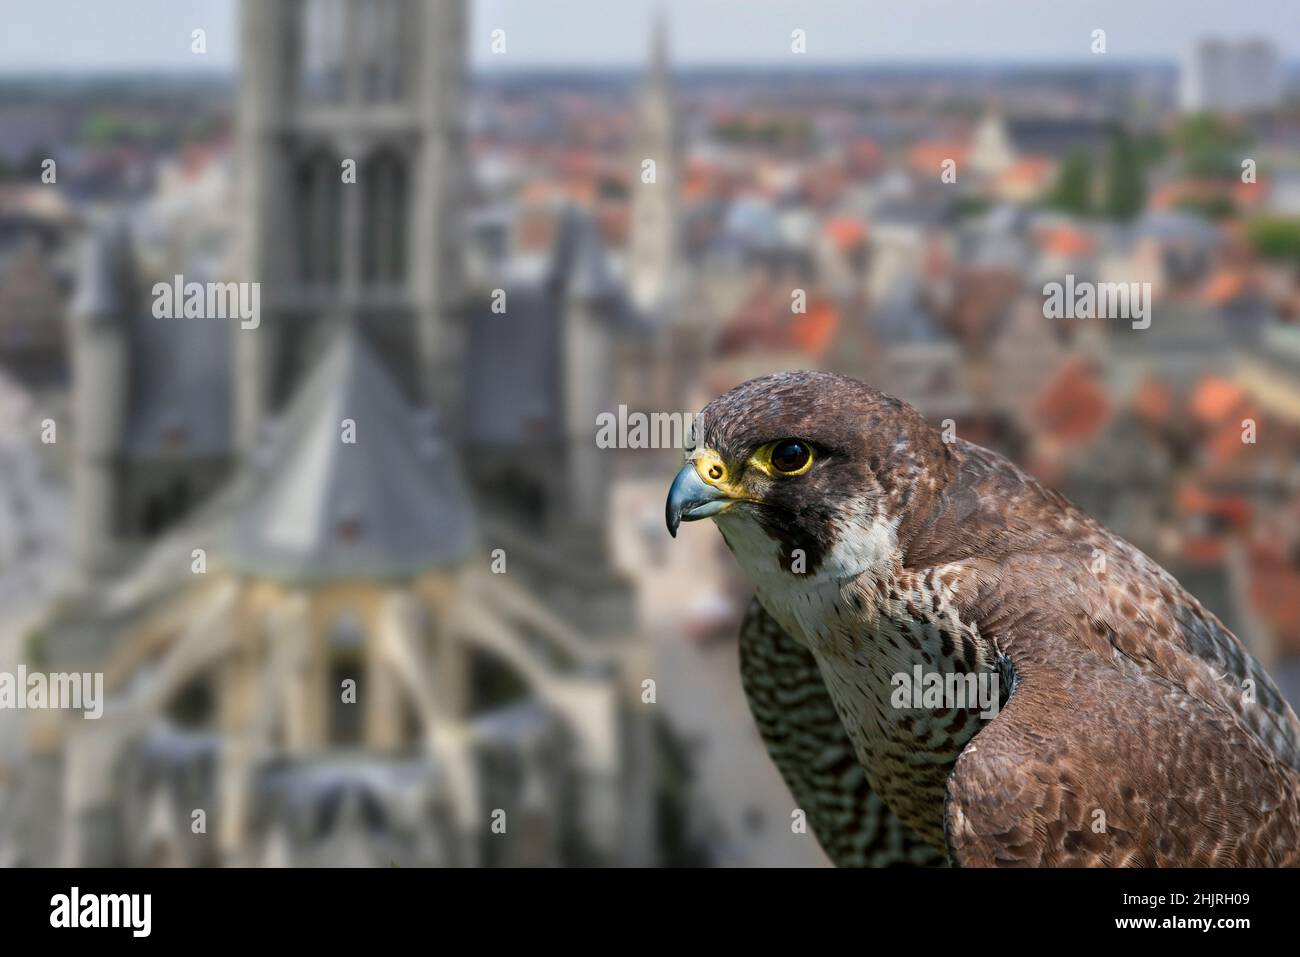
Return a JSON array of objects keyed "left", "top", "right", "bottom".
[
  {"left": 627, "top": 12, "right": 679, "bottom": 315},
  {"left": 69, "top": 217, "right": 133, "bottom": 576},
  {"left": 234, "top": 0, "right": 469, "bottom": 455},
  {"left": 560, "top": 211, "right": 620, "bottom": 530}
]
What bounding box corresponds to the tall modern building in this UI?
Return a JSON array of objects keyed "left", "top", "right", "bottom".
[{"left": 1181, "top": 38, "right": 1282, "bottom": 114}]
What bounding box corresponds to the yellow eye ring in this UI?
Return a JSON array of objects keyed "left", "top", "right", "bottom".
[{"left": 750, "top": 439, "right": 814, "bottom": 476}]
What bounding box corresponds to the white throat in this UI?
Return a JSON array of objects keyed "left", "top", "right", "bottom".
[{"left": 714, "top": 510, "right": 902, "bottom": 647}]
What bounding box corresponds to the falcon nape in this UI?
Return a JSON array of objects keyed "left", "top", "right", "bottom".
[{"left": 665, "top": 370, "right": 1300, "bottom": 867}]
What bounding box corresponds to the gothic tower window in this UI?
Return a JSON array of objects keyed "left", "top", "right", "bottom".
[
  {"left": 299, "top": 0, "right": 347, "bottom": 104},
  {"left": 361, "top": 150, "right": 408, "bottom": 284},
  {"left": 358, "top": 0, "right": 405, "bottom": 103},
  {"left": 294, "top": 151, "right": 343, "bottom": 284}
]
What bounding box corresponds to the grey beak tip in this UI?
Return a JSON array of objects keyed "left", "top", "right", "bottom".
[
  {"left": 666, "top": 502, "right": 680, "bottom": 538},
  {"left": 667, "top": 461, "right": 723, "bottom": 539}
]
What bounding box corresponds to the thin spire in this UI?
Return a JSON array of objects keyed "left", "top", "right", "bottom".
[{"left": 649, "top": 6, "right": 670, "bottom": 87}]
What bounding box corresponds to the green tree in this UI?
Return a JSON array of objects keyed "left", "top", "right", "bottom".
[
  {"left": 1133, "top": 130, "right": 1168, "bottom": 167},
  {"left": 1174, "top": 113, "right": 1253, "bottom": 179},
  {"left": 1103, "top": 129, "right": 1145, "bottom": 221},
  {"left": 1246, "top": 217, "right": 1300, "bottom": 263},
  {"left": 81, "top": 110, "right": 129, "bottom": 147},
  {"left": 1047, "top": 149, "right": 1094, "bottom": 216}
]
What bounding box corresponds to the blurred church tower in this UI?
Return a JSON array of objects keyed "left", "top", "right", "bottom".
[
  {"left": 627, "top": 12, "right": 679, "bottom": 315},
  {"left": 69, "top": 218, "right": 133, "bottom": 575},
  {"left": 234, "top": 0, "right": 469, "bottom": 455}
]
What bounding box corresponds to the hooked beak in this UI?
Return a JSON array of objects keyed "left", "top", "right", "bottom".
[{"left": 666, "top": 456, "right": 735, "bottom": 538}]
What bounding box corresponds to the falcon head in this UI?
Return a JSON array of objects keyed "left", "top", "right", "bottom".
[{"left": 665, "top": 371, "right": 952, "bottom": 582}]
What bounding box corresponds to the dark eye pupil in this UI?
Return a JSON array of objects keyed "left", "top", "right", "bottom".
[{"left": 772, "top": 441, "right": 809, "bottom": 473}]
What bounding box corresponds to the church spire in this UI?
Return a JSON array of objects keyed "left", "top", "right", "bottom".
[
  {"left": 650, "top": 7, "right": 670, "bottom": 89},
  {"left": 628, "top": 9, "right": 679, "bottom": 315}
]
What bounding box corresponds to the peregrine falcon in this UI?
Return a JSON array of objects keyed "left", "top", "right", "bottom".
[{"left": 665, "top": 370, "right": 1300, "bottom": 867}]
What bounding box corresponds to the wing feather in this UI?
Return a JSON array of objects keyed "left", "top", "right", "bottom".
[
  {"left": 738, "top": 598, "right": 944, "bottom": 867},
  {"left": 944, "top": 627, "right": 1300, "bottom": 867}
]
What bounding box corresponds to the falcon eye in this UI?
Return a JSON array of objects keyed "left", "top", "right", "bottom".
[{"left": 769, "top": 439, "right": 813, "bottom": 475}]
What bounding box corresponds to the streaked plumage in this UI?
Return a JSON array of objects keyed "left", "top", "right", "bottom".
[
  {"left": 668, "top": 370, "right": 1300, "bottom": 867},
  {"left": 738, "top": 597, "right": 945, "bottom": 866}
]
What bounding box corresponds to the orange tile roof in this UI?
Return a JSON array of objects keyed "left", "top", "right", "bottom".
[
  {"left": 848, "top": 138, "right": 884, "bottom": 173},
  {"left": 717, "top": 286, "right": 841, "bottom": 361},
  {"left": 598, "top": 204, "right": 629, "bottom": 245},
  {"left": 1181, "top": 535, "right": 1226, "bottom": 564},
  {"left": 1032, "top": 356, "right": 1111, "bottom": 444},
  {"left": 1205, "top": 405, "right": 1259, "bottom": 466},
  {"left": 802, "top": 164, "right": 849, "bottom": 206},
  {"left": 515, "top": 205, "right": 560, "bottom": 251},
  {"left": 1176, "top": 482, "right": 1251, "bottom": 525},
  {"left": 1247, "top": 540, "right": 1300, "bottom": 655},
  {"left": 944, "top": 267, "right": 1019, "bottom": 344},
  {"left": 1201, "top": 270, "right": 1249, "bottom": 305},
  {"left": 1233, "top": 178, "right": 1266, "bottom": 210},
  {"left": 999, "top": 155, "right": 1054, "bottom": 188},
  {"left": 1132, "top": 375, "right": 1174, "bottom": 425},
  {"left": 790, "top": 299, "right": 840, "bottom": 356},
  {"left": 1176, "top": 483, "right": 1211, "bottom": 514},
  {"left": 1190, "top": 374, "right": 1245, "bottom": 424},
  {"left": 907, "top": 140, "right": 970, "bottom": 176},
  {"left": 1037, "top": 225, "right": 1095, "bottom": 259},
  {"left": 822, "top": 216, "right": 867, "bottom": 252},
  {"left": 1150, "top": 183, "right": 1182, "bottom": 211}
]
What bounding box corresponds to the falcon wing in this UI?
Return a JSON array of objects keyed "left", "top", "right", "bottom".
[
  {"left": 904, "top": 440, "right": 1300, "bottom": 865},
  {"left": 943, "top": 623, "right": 1300, "bottom": 867},
  {"left": 738, "top": 597, "right": 944, "bottom": 867}
]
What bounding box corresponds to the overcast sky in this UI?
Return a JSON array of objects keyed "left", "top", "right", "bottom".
[{"left": 0, "top": 0, "right": 1297, "bottom": 74}]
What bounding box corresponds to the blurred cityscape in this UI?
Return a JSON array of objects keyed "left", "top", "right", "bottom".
[{"left": 3, "top": 0, "right": 1300, "bottom": 867}]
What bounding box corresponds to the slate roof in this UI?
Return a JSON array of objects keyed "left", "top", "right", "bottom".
[
  {"left": 125, "top": 300, "right": 232, "bottom": 459},
  {"left": 70, "top": 214, "right": 234, "bottom": 459},
  {"left": 464, "top": 283, "right": 561, "bottom": 445},
  {"left": 225, "top": 325, "right": 476, "bottom": 582},
  {"left": 465, "top": 206, "right": 634, "bottom": 446}
]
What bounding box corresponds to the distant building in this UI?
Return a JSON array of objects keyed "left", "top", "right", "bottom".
[
  {"left": 1003, "top": 115, "right": 1114, "bottom": 163},
  {"left": 968, "top": 111, "right": 1017, "bottom": 182},
  {"left": 0, "top": 238, "right": 68, "bottom": 387},
  {"left": 0, "top": 187, "right": 76, "bottom": 388},
  {"left": 1181, "top": 38, "right": 1282, "bottom": 114}
]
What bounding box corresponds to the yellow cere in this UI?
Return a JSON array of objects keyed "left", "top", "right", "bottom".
[{"left": 691, "top": 448, "right": 731, "bottom": 487}]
